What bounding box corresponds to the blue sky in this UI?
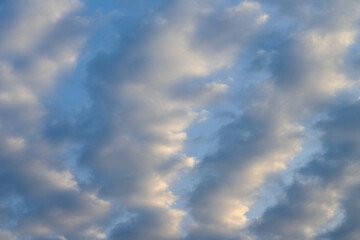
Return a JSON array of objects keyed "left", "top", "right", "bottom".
[{"left": 1, "top": 0, "right": 360, "bottom": 239}]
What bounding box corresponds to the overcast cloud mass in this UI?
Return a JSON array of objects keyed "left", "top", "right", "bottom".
[{"left": 0, "top": 0, "right": 360, "bottom": 239}]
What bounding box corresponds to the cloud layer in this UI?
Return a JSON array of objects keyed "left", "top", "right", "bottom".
[{"left": 1, "top": 0, "right": 360, "bottom": 240}]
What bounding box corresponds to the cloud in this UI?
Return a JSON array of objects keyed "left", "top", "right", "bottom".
[
  {"left": 0, "top": 0, "right": 109, "bottom": 239},
  {"left": 1, "top": 0, "right": 360, "bottom": 239},
  {"left": 323, "top": 186, "right": 360, "bottom": 240},
  {"left": 69, "top": 1, "right": 268, "bottom": 239},
  {"left": 185, "top": 0, "right": 360, "bottom": 239},
  {"left": 252, "top": 100, "right": 360, "bottom": 240}
]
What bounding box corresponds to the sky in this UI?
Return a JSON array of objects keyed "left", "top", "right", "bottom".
[{"left": 0, "top": 0, "right": 360, "bottom": 239}]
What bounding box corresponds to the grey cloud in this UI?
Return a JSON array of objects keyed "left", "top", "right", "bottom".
[
  {"left": 73, "top": 1, "right": 268, "bottom": 239},
  {"left": 186, "top": 0, "right": 360, "bottom": 239},
  {"left": 323, "top": 186, "right": 360, "bottom": 240},
  {"left": 0, "top": 0, "right": 109, "bottom": 239},
  {"left": 252, "top": 180, "right": 338, "bottom": 240},
  {"left": 2, "top": 0, "right": 360, "bottom": 239},
  {"left": 110, "top": 207, "right": 183, "bottom": 240},
  {"left": 253, "top": 101, "right": 360, "bottom": 240},
  {"left": 186, "top": 89, "right": 304, "bottom": 238}
]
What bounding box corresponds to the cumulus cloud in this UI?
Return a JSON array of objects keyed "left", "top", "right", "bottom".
[
  {"left": 74, "top": 1, "right": 267, "bottom": 239},
  {"left": 253, "top": 101, "right": 360, "bottom": 240},
  {"left": 0, "top": 0, "right": 109, "bottom": 239},
  {"left": 186, "top": 0, "right": 360, "bottom": 239},
  {"left": 1, "top": 0, "right": 360, "bottom": 239}
]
